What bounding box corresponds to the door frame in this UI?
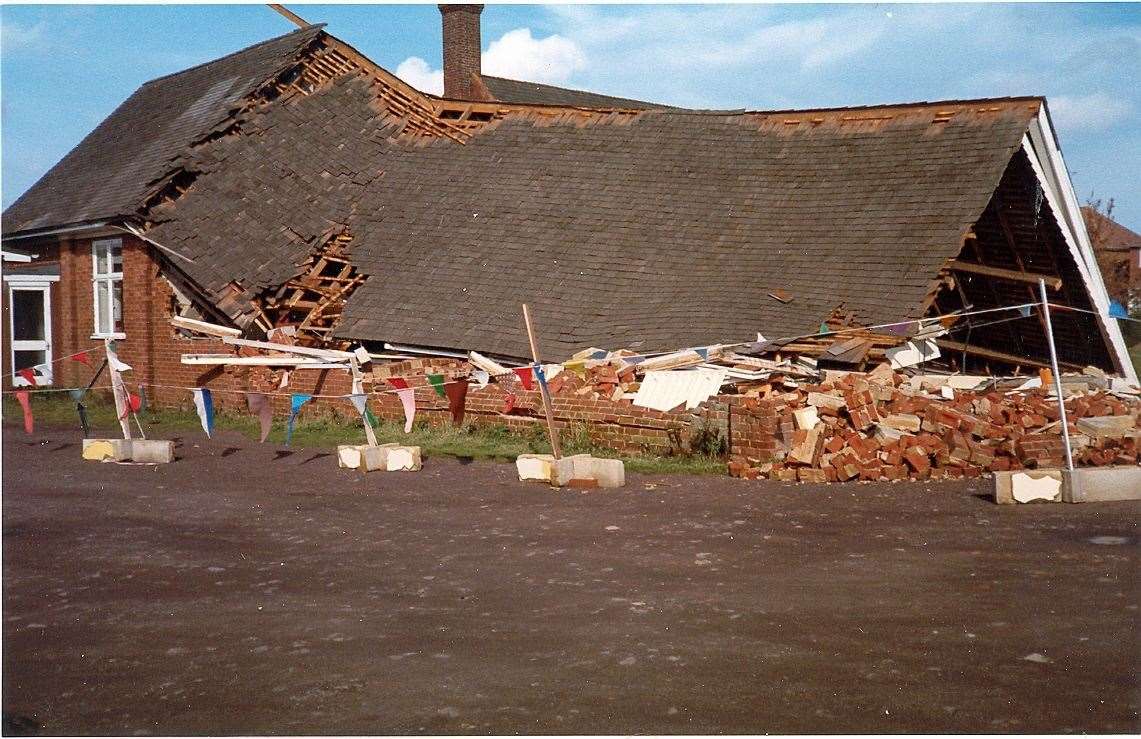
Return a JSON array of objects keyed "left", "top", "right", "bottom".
[{"left": 5, "top": 274, "right": 59, "bottom": 386}]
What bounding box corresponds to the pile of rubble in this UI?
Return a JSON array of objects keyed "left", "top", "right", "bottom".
[{"left": 729, "top": 365, "right": 1139, "bottom": 482}]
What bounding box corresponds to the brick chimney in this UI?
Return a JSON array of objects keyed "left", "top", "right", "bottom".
[{"left": 439, "top": 4, "right": 483, "bottom": 99}]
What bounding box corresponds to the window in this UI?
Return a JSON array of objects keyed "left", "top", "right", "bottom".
[
  {"left": 4, "top": 276, "right": 58, "bottom": 386},
  {"left": 92, "top": 238, "right": 124, "bottom": 337}
]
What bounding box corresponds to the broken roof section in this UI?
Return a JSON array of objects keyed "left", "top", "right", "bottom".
[{"left": 1, "top": 25, "right": 325, "bottom": 236}]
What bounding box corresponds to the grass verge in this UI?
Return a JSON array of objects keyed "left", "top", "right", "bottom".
[{"left": 3, "top": 394, "right": 726, "bottom": 476}]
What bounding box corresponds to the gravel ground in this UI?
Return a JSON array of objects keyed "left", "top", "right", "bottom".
[{"left": 2, "top": 424, "right": 1138, "bottom": 734}]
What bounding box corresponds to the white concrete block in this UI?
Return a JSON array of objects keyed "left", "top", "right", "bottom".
[
  {"left": 517, "top": 454, "right": 555, "bottom": 482},
  {"left": 127, "top": 440, "right": 174, "bottom": 464},
  {"left": 1011, "top": 472, "right": 1062, "bottom": 503},
  {"left": 1064, "top": 466, "right": 1141, "bottom": 503},
  {"left": 337, "top": 445, "right": 362, "bottom": 469},
  {"left": 589, "top": 458, "right": 626, "bottom": 488},
  {"left": 386, "top": 446, "right": 421, "bottom": 471},
  {"left": 82, "top": 439, "right": 120, "bottom": 461}
]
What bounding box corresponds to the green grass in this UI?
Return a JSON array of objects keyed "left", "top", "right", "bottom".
[{"left": 3, "top": 393, "right": 727, "bottom": 476}]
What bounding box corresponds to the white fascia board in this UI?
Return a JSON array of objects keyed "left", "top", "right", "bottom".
[
  {"left": 1022, "top": 113, "right": 1137, "bottom": 384},
  {"left": 1, "top": 250, "right": 34, "bottom": 263},
  {"left": 3, "top": 273, "right": 60, "bottom": 284}
]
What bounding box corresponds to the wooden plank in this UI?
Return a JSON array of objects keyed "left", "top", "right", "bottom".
[
  {"left": 221, "top": 336, "right": 354, "bottom": 359},
  {"left": 170, "top": 315, "right": 242, "bottom": 338},
  {"left": 934, "top": 339, "right": 1083, "bottom": 371},
  {"left": 180, "top": 354, "right": 348, "bottom": 367},
  {"left": 947, "top": 259, "right": 1062, "bottom": 290}
]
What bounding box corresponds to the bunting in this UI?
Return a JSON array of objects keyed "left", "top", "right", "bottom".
[
  {"left": 563, "top": 360, "right": 587, "bottom": 379},
  {"left": 69, "top": 388, "right": 86, "bottom": 402},
  {"left": 444, "top": 380, "right": 469, "bottom": 426},
  {"left": 427, "top": 373, "right": 447, "bottom": 398},
  {"left": 471, "top": 369, "right": 490, "bottom": 389},
  {"left": 533, "top": 364, "right": 550, "bottom": 396},
  {"left": 119, "top": 392, "right": 142, "bottom": 420},
  {"left": 16, "top": 368, "right": 37, "bottom": 386},
  {"left": 70, "top": 351, "right": 92, "bottom": 367},
  {"left": 246, "top": 393, "right": 274, "bottom": 443},
  {"left": 14, "top": 391, "right": 33, "bottom": 434},
  {"left": 695, "top": 347, "right": 709, "bottom": 360},
  {"left": 137, "top": 384, "right": 148, "bottom": 413},
  {"left": 1019, "top": 305, "right": 1033, "bottom": 318},
  {"left": 347, "top": 393, "right": 369, "bottom": 418},
  {"left": 387, "top": 377, "right": 409, "bottom": 390},
  {"left": 395, "top": 388, "right": 416, "bottom": 433},
  {"left": 512, "top": 366, "right": 534, "bottom": 391},
  {"left": 192, "top": 388, "right": 215, "bottom": 438},
  {"left": 278, "top": 370, "right": 291, "bottom": 390},
  {"left": 106, "top": 345, "right": 132, "bottom": 373},
  {"left": 285, "top": 393, "right": 313, "bottom": 446}
]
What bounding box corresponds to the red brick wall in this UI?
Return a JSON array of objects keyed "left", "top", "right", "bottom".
[{"left": 440, "top": 4, "right": 482, "bottom": 99}]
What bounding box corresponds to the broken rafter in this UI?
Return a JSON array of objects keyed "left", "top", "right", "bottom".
[{"left": 946, "top": 259, "right": 1062, "bottom": 290}]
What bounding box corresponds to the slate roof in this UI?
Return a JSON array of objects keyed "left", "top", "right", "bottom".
[
  {"left": 479, "top": 74, "right": 667, "bottom": 109},
  {"left": 1, "top": 25, "right": 325, "bottom": 236},
  {"left": 1082, "top": 206, "right": 1141, "bottom": 252},
  {"left": 140, "top": 57, "right": 1041, "bottom": 359}
]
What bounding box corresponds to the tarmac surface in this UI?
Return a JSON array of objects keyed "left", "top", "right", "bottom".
[{"left": 2, "top": 425, "right": 1138, "bottom": 735}]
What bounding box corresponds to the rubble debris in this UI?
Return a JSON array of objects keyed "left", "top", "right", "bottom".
[{"left": 729, "top": 364, "right": 1139, "bottom": 483}]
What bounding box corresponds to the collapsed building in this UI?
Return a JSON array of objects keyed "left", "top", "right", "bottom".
[{"left": 3, "top": 7, "right": 1137, "bottom": 478}]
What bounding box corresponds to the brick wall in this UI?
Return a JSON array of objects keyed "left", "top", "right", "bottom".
[{"left": 440, "top": 4, "right": 483, "bottom": 99}]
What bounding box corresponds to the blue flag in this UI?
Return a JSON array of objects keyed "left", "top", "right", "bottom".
[
  {"left": 533, "top": 364, "right": 550, "bottom": 396},
  {"left": 285, "top": 393, "right": 313, "bottom": 447},
  {"left": 192, "top": 388, "right": 214, "bottom": 438}
]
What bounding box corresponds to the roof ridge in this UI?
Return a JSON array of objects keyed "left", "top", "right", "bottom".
[
  {"left": 140, "top": 24, "right": 326, "bottom": 87},
  {"left": 653, "top": 95, "right": 1044, "bottom": 118}
]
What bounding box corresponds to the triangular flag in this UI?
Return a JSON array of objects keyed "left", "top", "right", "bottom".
[
  {"left": 70, "top": 351, "right": 92, "bottom": 367},
  {"left": 444, "top": 380, "right": 468, "bottom": 426},
  {"left": 563, "top": 360, "right": 587, "bottom": 379},
  {"left": 69, "top": 388, "right": 86, "bottom": 402},
  {"left": 15, "top": 391, "right": 33, "bottom": 434},
  {"left": 246, "top": 393, "right": 274, "bottom": 443},
  {"left": 501, "top": 393, "right": 516, "bottom": 414},
  {"left": 533, "top": 364, "right": 550, "bottom": 396},
  {"left": 285, "top": 393, "right": 313, "bottom": 447},
  {"left": 940, "top": 314, "right": 960, "bottom": 328},
  {"left": 347, "top": 393, "right": 368, "bottom": 416},
  {"left": 472, "top": 369, "right": 490, "bottom": 389},
  {"left": 512, "top": 366, "right": 534, "bottom": 391},
  {"left": 119, "top": 392, "right": 142, "bottom": 420},
  {"left": 819, "top": 322, "right": 830, "bottom": 335},
  {"left": 107, "top": 347, "right": 132, "bottom": 373},
  {"left": 1019, "top": 305, "right": 1032, "bottom": 318},
  {"left": 695, "top": 347, "right": 709, "bottom": 360},
  {"left": 16, "top": 368, "right": 37, "bottom": 386},
  {"left": 364, "top": 407, "right": 380, "bottom": 429},
  {"left": 278, "top": 370, "right": 292, "bottom": 390},
  {"left": 192, "top": 389, "right": 214, "bottom": 438},
  {"left": 427, "top": 374, "right": 447, "bottom": 398},
  {"left": 387, "top": 377, "right": 409, "bottom": 390},
  {"left": 1108, "top": 300, "right": 1128, "bottom": 319},
  {"left": 395, "top": 388, "right": 416, "bottom": 433}
]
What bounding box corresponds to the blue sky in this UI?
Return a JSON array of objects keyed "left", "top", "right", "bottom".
[{"left": 2, "top": 3, "right": 1139, "bottom": 224}]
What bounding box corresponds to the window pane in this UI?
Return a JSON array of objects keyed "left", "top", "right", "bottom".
[
  {"left": 110, "top": 245, "right": 123, "bottom": 274},
  {"left": 14, "top": 350, "right": 45, "bottom": 373},
  {"left": 11, "top": 290, "right": 45, "bottom": 340},
  {"left": 96, "top": 280, "right": 110, "bottom": 334},
  {"left": 112, "top": 279, "right": 123, "bottom": 332}
]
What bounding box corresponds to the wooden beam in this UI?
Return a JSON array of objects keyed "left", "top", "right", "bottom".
[
  {"left": 947, "top": 259, "right": 1062, "bottom": 290},
  {"left": 934, "top": 339, "right": 1083, "bottom": 371},
  {"left": 221, "top": 336, "right": 354, "bottom": 359},
  {"left": 268, "top": 4, "right": 309, "bottom": 28},
  {"left": 170, "top": 315, "right": 242, "bottom": 338}
]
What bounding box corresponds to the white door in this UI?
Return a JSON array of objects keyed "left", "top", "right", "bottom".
[{"left": 9, "top": 283, "right": 52, "bottom": 385}]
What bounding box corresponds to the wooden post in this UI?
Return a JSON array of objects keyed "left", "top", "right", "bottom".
[
  {"left": 1038, "top": 279, "right": 1074, "bottom": 472},
  {"left": 522, "top": 304, "right": 562, "bottom": 459},
  {"left": 349, "top": 356, "right": 379, "bottom": 447},
  {"left": 104, "top": 339, "right": 132, "bottom": 440}
]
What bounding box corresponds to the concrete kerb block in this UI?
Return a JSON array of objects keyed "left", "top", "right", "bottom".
[
  {"left": 386, "top": 446, "right": 422, "bottom": 471},
  {"left": 338, "top": 443, "right": 420, "bottom": 472},
  {"left": 1063, "top": 466, "right": 1141, "bottom": 503},
  {"left": 516, "top": 453, "right": 626, "bottom": 488},
  {"left": 82, "top": 438, "right": 173, "bottom": 464},
  {"left": 994, "top": 469, "right": 1064, "bottom": 504}
]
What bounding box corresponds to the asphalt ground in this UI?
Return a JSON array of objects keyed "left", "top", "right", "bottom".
[{"left": 2, "top": 425, "right": 1138, "bottom": 734}]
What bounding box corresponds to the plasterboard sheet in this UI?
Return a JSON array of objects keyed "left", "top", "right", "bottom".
[{"left": 632, "top": 368, "right": 728, "bottom": 413}]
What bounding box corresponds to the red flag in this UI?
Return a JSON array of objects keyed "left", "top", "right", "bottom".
[
  {"left": 501, "top": 393, "right": 516, "bottom": 414},
  {"left": 14, "top": 391, "right": 33, "bottom": 434},
  {"left": 16, "top": 368, "right": 37, "bottom": 386},
  {"left": 119, "top": 393, "right": 142, "bottom": 419},
  {"left": 444, "top": 380, "right": 468, "bottom": 426},
  {"left": 70, "top": 351, "right": 92, "bottom": 367},
  {"left": 512, "top": 367, "right": 534, "bottom": 391},
  {"left": 387, "top": 377, "right": 409, "bottom": 390}
]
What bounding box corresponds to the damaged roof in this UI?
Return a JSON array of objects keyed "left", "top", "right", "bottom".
[
  {"left": 138, "top": 42, "right": 1040, "bottom": 358},
  {"left": 1, "top": 25, "right": 325, "bottom": 235},
  {"left": 478, "top": 74, "right": 668, "bottom": 109}
]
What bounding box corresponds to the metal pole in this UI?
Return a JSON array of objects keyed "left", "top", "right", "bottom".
[
  {"left": 1038, "top": 279, "right": 1074, "bottom": 471},
  {"left": 522, "top": 303, "right": 562, "bottom": 459}
]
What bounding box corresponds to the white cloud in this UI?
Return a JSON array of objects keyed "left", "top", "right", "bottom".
[
  {"left": 482, "top": 28, "right": 584, "bottom": 84},
  {"left": 1, "top": 21, "right": 47, "bottom": 55},
  {"left": 395, "top": 27, "right": 585, "bottom": 94},
  {"left": 395, "top": 56, "right": 443, "bottom": 96},
  {"left": 1049, "top": 93, "right": 1133, "bottom": 133}
]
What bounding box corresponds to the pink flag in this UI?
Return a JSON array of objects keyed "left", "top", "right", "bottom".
[
  {"left": 246, "top": 393, "right": 274, "bottom": 443},
  {"left": 396, "top": 388, "right": 416, "bottom": 433},
  {"left": 15, "top": 391, "right": 33, "bottom": 434}
]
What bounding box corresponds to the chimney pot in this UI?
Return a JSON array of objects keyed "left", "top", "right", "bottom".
[{"left": 439, "top": 4, "right": 484, "bottom": 99}]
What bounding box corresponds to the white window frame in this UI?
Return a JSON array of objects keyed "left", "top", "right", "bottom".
[
  {"left": 5, "top": 276, "right": 58, "bottom": 386},
  {"left": 91, "top": 238, "right": 125, "bottom": 339}
]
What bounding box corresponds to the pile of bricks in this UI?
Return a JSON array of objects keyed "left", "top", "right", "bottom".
[{"left": 729, "top": 366, "right": 1139, "bottom": 482}]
